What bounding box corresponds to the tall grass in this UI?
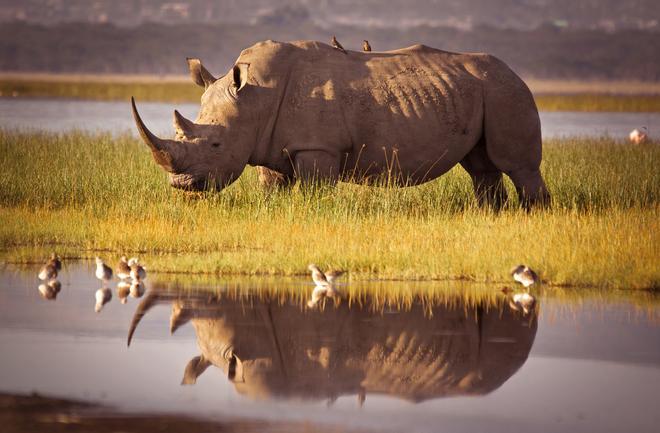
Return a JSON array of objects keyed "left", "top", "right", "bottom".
[{"left": 0, "top": 130, "right": 658, "bottom": 289}]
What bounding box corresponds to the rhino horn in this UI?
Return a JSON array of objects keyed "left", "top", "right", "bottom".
[
  {"left": 170, "top": 303, "right": 192, "bottom": 335},
  {"left": 131, "top": 97, "right": 179, "bottom": 172},
  {"left": 127, "top": 290, "right": 162, "bottom": 346},
  {"left": 186, "top": 57, "right": 216, "bottom": 88},
  {"left": 173, "top": 110, "right": 195, "bottom": 138}
]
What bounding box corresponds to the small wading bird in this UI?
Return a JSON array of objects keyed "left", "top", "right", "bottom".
[
  {"left": 117, "top": 281, "right": 131, "bottom": 304},
  {"left": 331, "top": 35, "right": 346, "bottom": 54},
  {"left": 116, "top": 256, "right": 131, "bottom": 280},
  {"left": 629, "top": 127, "right": 648, "bottom": 144},
  {"left": 128, "top": 258, "right": 147, "bottom": 281},
  {"left": 511, "top": 265, "right": 539, "bottom": 288},
  {"left": 307, "top": 264, "right": 345, "bottom": 307},
  {"left": 95, "top": 257, "right": 113, "bottom": 284},
  {"left": 95, "top": 287, "right": 112, "bottom": 312},
  {"left": 38, "top": 253, "right": 61, "bottom": 281},
  {"left": 363, "top": 40, "right": 371, "bottom": 52}
]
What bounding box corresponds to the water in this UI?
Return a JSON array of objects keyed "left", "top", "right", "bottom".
[
  {"left": 1, "top": 97, "right": 658, "bottom": 138},
  {"left": 1, "top": 262, "right": 658, "bottom": 433}
]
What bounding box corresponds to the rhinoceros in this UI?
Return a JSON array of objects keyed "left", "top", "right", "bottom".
[
  {"left": 132, "top": 40, "right": 550, "bottom": 209},
  {"left": 127, "top": 288, "right": 537, "bottom": 403}
]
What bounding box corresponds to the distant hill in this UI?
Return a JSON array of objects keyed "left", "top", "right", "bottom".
[
  {"left": 1, "top": 20, "right": 658, "bottom": 80},
  {"left": 1, "top": 0, "right": 658, "bottom": 31}
]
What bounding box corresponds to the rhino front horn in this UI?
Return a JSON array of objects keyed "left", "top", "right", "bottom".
[{"left": 131, "top": 97, "right": 176, "bottom": 172}]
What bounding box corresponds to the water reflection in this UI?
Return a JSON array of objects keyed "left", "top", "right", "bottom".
[
  {"left": 117, "top": 281, "right": 131, "bottom": 304},
  {"left": 127, "top": 288, "right": 538, "bottom": 404},
  {"left": 94, "top": 287, "right": 112, "bottom": 312},
  {"left": 37, "top": 279, "right": 61, "bottom": 300}
]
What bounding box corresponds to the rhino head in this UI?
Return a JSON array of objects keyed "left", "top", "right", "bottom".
[{"left": 132, "top": 59, "right": 255, "bottom": 191}]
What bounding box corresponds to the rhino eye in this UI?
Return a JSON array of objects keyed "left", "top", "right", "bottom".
[{"left": 211, "top": 142, "right": 221, "bottom": 148}]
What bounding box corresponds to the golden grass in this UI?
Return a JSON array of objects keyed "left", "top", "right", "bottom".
[{"left": 0, "top": 130, "right": 658, "bottom": 289}]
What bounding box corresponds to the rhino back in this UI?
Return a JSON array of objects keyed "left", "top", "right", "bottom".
[{"left": 237, "top": 41, "right": 496, "bottom": 182}]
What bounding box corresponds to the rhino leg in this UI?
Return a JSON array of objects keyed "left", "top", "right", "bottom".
[
  {"left": 460, "top": 138, "right": 507, "bottom": 210},
  {"left": 256, "top": 166, "right": 293, "bottom": 190},
  {"left": 506, "top": 168, "right": 550, "bottom": 210}
]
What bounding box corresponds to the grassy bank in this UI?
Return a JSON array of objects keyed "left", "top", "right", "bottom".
[
  {"left": 0, "top": 130, "right": 658, "bottom": 289},
  {"left": 2, "top": 77, "right": 660, "bottom": 111}
]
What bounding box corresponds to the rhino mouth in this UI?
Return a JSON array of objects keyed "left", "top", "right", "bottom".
[{"left": 169, "top": 174, "right": 210, "bottom": 191}]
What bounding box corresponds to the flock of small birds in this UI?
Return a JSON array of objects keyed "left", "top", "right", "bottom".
[
  {"left": 38, "top": 252, "right": 538, "bottom": 314},
  {"left": 305, "top": 263, "right": 539, "bottom": 313},
  {"left": 36, "top": 253, "right": 146, "bottom": 312},
  {"left": 94, "top": 256, "right": 147, "bottom": 311}
]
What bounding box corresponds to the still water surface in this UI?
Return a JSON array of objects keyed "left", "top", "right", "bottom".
[
  {"left": 1, "top": 97, "right": 659, "bottom": 138},
  {"left": 1, "top": 261, "right": 658, "bottom": 433}
]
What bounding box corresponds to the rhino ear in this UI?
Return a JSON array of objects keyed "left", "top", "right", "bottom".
[
  {"left": 232, "top": 63, "right": 250, "bottom": 94},
  {"left": 227, "top": 354, "right": 244, "bottom": 383},
  {"left": 186, "top": 58, "right": 216, "bottom": 89}
]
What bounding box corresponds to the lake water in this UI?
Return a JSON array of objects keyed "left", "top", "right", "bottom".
[
  {"left": 1, "top": 97, "right": 659, "bottom": 139},
  {"left": 1, "top": 261, "right": 658, "bottom": 433}
]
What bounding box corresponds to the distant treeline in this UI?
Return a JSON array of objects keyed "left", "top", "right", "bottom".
[{"left": 1, "top": 20, "right": 659, "bottom": 80}]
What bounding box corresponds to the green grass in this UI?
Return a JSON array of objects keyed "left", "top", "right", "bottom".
[
  {"left": 0, "top": 130, "right": 658, "bottom": 289},
  {"left": 2, "top": 78, "right": 660, "bottom": 111}
]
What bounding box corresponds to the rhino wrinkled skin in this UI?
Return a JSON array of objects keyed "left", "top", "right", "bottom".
[
  {"left": 132, "top": 40, "right": 550, "bottom": 208},
  {"left": 127, "top": 290, "right": 537, "bottom": 402}
]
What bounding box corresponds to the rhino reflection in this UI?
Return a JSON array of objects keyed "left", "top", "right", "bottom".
[{"left": 128, "top": 290, "right": 537, "bottom": 403}]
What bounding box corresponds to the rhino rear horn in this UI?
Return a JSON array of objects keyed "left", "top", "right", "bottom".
[
  {"left": 173, "top": 110, "right": 195, "bottom": 138},
  {"left": 131, "top": 97, "right": 177, "bottom": 173},
  {"left": 187, "top": 58, "right": 217, "bottom": 89}
]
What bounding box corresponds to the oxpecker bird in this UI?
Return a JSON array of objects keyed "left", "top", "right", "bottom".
[
  {"left": 511, "top": 265, "right": 539, "bottom": 288},
  {"left": 331, "top": 36, "right": 347, "bottom": 54},
  {"left": 95, "top": 257, "right": 113, "bottom": 283},
  {"left": 362, "top": 40, "right": 372, "bottom": 52}
]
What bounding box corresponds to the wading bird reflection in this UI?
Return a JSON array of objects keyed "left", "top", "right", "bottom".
[
  {"left": 95, "top": 287, "right": 112, "bottom": 312},
  {"left": 307, "top": 264, "right": 345, "bottom": 307}
]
